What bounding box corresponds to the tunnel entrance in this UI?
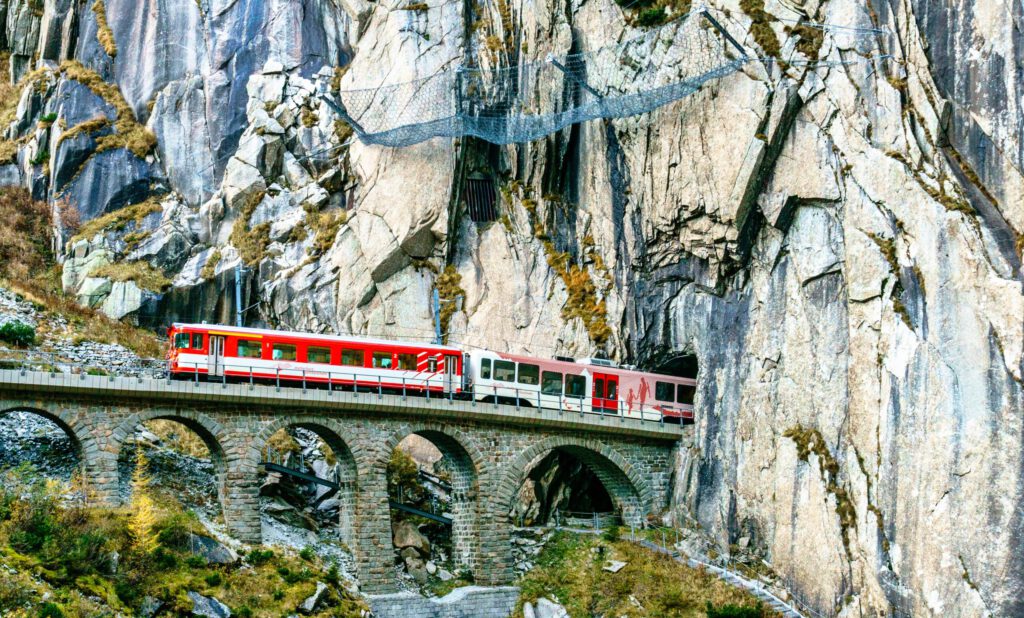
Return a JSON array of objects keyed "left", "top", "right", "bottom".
[{"left": 655, "top": 354, "right": 699, "bottom": 380}]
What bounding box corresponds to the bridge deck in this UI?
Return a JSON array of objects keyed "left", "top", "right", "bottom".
[{"left": 0, "top": 369, "right": 685, "bottom": 441}]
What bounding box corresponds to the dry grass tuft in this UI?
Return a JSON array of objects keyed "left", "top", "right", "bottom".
[
  {"left": 230, "top": 191, "right": 271, "bottom": 266},
  {"left": 71, "top": 197, "right": 162, "bottom": 242},
  {"left": 92, "top": 261, "right": 171, "bottom": 293},
  {"left": 739, "top": 0, "right": 780, "bottom": 58},
  {"left": 0, "top": 188, "right": 52, "bottom": 282},
  {"left": 304, "top": 205, "right": 347, "bottom": 260},
  {"left": 91, "top": 0, "right": 119, "bottom": 58},
  {"left": 199, "top": 248, "right": 222, "bottom": 281},
  {"left": 434, "top": 265, "right": 465, "bottom": 343}
]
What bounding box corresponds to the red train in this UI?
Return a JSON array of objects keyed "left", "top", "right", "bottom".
[{"left": 168, "top": 323, "right": 695, "bottom": 422}]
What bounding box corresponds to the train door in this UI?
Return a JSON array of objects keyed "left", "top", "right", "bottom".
[
  {"left": 443, "top": 355, "right": 458, "bottom": 393},
  {"left": 208, "top": 335, "right": 226, "bottom": 377},
  {"left": 592, "top": 372, "right": 619, "bottom": 413}
]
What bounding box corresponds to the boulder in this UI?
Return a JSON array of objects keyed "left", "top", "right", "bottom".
[
  {"left": 437, "top": 568, "right": 454, "bottom": 582},
  {"left": 188, "top": 534, "right": 239, "bottom": 565},
  {"left": 535, "top": 597, "right": 569, "bottom": 618},
  {"left": 187, "top": 591, "right": 231, "bottom": 618},
  {"left": 523, "top": 602, "right": 536, "bottom": 618},
  {"left": 297, "top": 581, "right": 328, "bottom": 615},
  {"left": 316, "top": 498, "right": 340, "bottom": 512},
  {"left": 425, "top": 560, "right": 437, "bottom": 575},
  {"left": 392, "top": 520, "right": 430, "bottom": 556},
  {"left": 140, "top": 596, "right": 164, "bottom": 618}
]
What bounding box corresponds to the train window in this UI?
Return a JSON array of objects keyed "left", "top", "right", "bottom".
[
  {"left": 372, "top": 352, "right": 393, "bottom": 369},
  {"left": 517, "top": 363, "right": 539, "bottom": 385},
  {"left": 655, "top": 381, "right": 674, "bottom": 402},
  {"left": 541, "top": 371, "right": 562, "bottom": 395},
  {"left": 480, "top": 358, "right": 491, "bottom": 379},
  {"left": 428, "top": 359, "right": 438, "bottom": 372},
  {"left": 237, "top": 340, "right": 262, "bottom": 358},
  {"left": 341, "top": 349, "right": 364, "bottom": 366},
  {"left": 493, "top": 360, "right": 515, "bottom": 382},
  {"left": 174, "top": 333, "right": 190, "bottom": 349},
  {"left": 677, "top": 384, "right": 696, "bottom": 405},
  {"left": 272, "top": 344, "right": 297, "bottom": 361},
  {"left": 565, "top": 374, "right": 586, "bottom": 398},
  {"left": 607, "top": 381, "right": 617, "bottom": 399},
  {"left": 397, "top": 353, "right": 418, "bottom": 370},
  {"left": 595, "top": 379, "right": 605, "bottom": 397},
  {"left": 192, "top": 333, "right": 204, "bottom": 349},
  {"left": 308, "top": 346, "right": 331, "bottom": 364}
]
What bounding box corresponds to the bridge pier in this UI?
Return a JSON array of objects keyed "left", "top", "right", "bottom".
[{"left": 223, "top": 463, "right": 263, "bottom": 544}]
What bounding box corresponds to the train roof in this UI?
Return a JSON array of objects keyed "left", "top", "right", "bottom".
[{"left": 171, "top": 323, "right": 462, "bottom": 353}]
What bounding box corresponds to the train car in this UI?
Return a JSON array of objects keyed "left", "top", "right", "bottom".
[
  {"left": 465, "top": 351, "right": 695, "bottom": 423},
  {"left": 167, "top": 323, "right": 464, "bottom": 394}
]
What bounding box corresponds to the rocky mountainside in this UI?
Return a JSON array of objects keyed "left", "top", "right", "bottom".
[{"left": 1, "top": 0, "right": 1022, "bottom": 616}]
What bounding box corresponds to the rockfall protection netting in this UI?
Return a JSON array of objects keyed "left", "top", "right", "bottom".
[{"left": 330, "top": 10, "right": 748, "bottom": 147}]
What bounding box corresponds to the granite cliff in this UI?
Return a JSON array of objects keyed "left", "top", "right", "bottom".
[{"left": 0, "top": 0, "right": 1021, "bottom": 615}]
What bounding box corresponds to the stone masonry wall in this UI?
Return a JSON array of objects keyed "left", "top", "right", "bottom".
[{"left": 0, "top": 394, "right": 676, "bottom": 594}]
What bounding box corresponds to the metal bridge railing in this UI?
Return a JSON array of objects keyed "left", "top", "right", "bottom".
[{"left": 0, "top": 349, "right": 691, "bottom": 432}]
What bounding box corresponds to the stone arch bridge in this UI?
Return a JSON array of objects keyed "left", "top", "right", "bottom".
[{"left": 0, "top": 369, "right": 685, "bottom": 593}]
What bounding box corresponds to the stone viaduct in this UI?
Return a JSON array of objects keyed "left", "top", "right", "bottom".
[{"left": 0, "top": 368, "right": 685, "bottom": 593}]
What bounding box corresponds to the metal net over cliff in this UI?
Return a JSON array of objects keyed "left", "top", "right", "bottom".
[{"left": 326, "top": 9, "right": 748, "bottom": 147}]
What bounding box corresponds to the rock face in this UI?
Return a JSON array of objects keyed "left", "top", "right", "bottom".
[{"left": 1, "top": 0, "right": 1023, "bottom": 616}]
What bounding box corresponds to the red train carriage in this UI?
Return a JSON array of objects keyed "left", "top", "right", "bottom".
[{"left": 167, "top": 323, "right": 463, "bottom": 394}]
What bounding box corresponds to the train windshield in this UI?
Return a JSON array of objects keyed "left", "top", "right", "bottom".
[{"left": 174, "top": 333, "right": 190, "bottom": 349}]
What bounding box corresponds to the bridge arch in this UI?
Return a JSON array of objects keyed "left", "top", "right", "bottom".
[
  {"left": 380, "top": 423, "right": 486, "bottom": 580},
  {"left": 111, "top": 409, "right": 233, "bottom": 510},
  {"left": 250, "top": 416, "right": 362, "bottom": 547},
  {"left": 495, "top": 437, "right": 653, "bottom": 526},
  {"left": 0, "top": 402, "right": 116, "bottom": 502}
]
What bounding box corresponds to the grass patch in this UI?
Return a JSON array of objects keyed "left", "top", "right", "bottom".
[
  {"left": 200, "top": 248, "right": 222, "bottom": 281},
  {"left": 783, "top": 426, "right": 856, "bottom": 557},
  {"left": 91, "top": 261, "right": 171, "bottom": 293},
  {"left": 514, "top": 532, "right": 777, "bottom": 617},
  {"left": 434, "top": 265, "right": 465, "bottom": 344},
  {"left": 71, "top": 197, "right": 162, "bottom": 243},
  {"left": 785, "top": 23, "right": 824, "bottom": 60},
  {"left": 739, "top": 0, "right": 780, "bottom": 58},
  {"left": 91, "top": 1, "right": 118, "bottom": 58},
  {"left": 0, "top": 469, "right": 368, "bottom": 617},
  {"left": 867, "top": 232, "right": 913, "bottom": 329},
  {"left": 230, "top": 191, "right": 271, "bottom": 267},
  {"left": 304, "top": 205, "right": 347, "bottom": 260}
]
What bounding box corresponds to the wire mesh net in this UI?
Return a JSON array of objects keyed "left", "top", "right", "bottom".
[{"left": 335, "top": 10, "right": 746, "bottom": 147}]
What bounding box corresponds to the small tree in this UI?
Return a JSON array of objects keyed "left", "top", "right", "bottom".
[{"left": 128, "top": 447, "right": 159, "bottom": 554}]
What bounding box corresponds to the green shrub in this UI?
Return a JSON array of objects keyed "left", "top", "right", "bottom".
[
  {"left": 705, "top": 601, "right": 765, "bottom": 618},
  {"left": 204, "top": 572, "right": 222, "bottom": 587},
  {"left": 636, "top": 7, "right": 667, "bottom": 26},
  {"left": 39, "top": 113, "right": 58, "bottom": 123},
  {"left": 602, "top": 526, "right": 621, "bottom": 543},
  {"left": 236, "top": 607, "right": 254, "bottom": 618},
  {"left": 185, "top": 555, "right": 206, "bottom": 568},
  {"left": 299, "top": 546, "right": 315, "bottom": 561},
  {"left": 38, "top": 603, "right": 65, "bottom": 618},
  {"left": 247, "top": 548, "right": 274, "bottom": 566},
  {"left": 114, "top": 579, "right": 139, "bottom": 606},
  {"left": 152, "top": 546, "right": 178, "bottom": 570},
  {"left": 155, "top": 511, "right": 195, "bottom": 549},
  {"left": 0, "top": 320, "right": 36, "bottom": 347}
]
